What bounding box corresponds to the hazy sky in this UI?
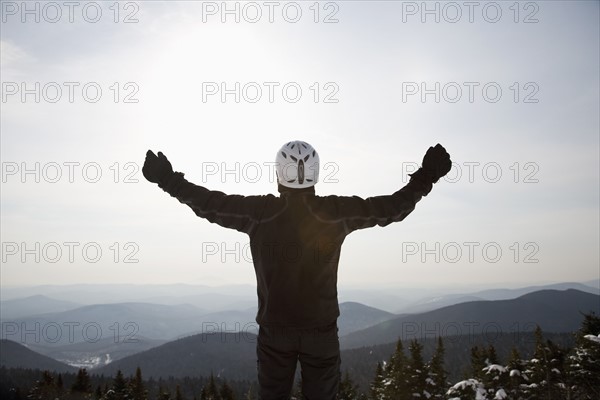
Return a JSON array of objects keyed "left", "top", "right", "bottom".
[{"left": 1, "top": 1, "right": 598, "bottom": 290}]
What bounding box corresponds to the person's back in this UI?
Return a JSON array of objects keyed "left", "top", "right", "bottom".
[
  {"left": 143, "top": 140, "right": 451, "bottom": 400},
  {"left": 250, "top": 187, "right": 346, "bottom": 328}
]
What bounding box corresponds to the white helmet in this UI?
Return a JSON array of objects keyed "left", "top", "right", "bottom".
[{"left": 276, "top": 141, "right": 319, "bottom": 189}]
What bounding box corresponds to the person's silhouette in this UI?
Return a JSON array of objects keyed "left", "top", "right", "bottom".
[{"left": 143, "top": 141, "right": 451, "bottom": 400}]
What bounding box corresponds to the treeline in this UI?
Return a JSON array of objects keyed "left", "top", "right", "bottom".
[{"left": 0, "top": 367, "right": 256, "bottom": 400}]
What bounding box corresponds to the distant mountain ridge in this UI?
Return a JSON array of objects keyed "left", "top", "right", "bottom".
[
  {"left": 396, "top": 282, "right": 599, "bottom": 314},
  {"left": 1, "top": 301, "right": 396, "bottom": 345},
  {"left": 0, "top": 295, "right": 81, "bottom": 319},
  {"left": 3, "top": 280, "right": 596, "bottom": 315},
  {"left": 0, "top": 284, "right": 257, "bottom": 312},
  {"left": 0, "top": 340, "right": 76, "bottom": 373},
  {"left": 96, "top": 332, "right": 258, "bottom": 380},
  {"left": 583, "top": 278, "right": 600, "bottom": 289},
  {"left": 1, "top": 302, "right": 207, "bottom": 346},
  {"left": 340, "top": 289, "right": 600, "bottom": 349},
  {"left": 337, "top": 302, "right": 396, "bottom": 336}
]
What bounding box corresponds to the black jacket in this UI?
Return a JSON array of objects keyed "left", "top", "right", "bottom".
[{"left": 159, "top": 169, "right": 434, "bottom": 328}]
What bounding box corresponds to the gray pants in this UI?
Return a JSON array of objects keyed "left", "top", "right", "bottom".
[{"left": 257, "top": 321, "right": 341, "bottom": 400}]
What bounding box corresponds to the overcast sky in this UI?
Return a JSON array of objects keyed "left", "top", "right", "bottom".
[{"left": 1, "top": 1, "right": 598, "bottom": 291}]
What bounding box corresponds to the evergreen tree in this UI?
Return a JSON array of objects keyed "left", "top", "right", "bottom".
[
  {"left": 426, "top": 337, "right": 448, "bottom": 399},
  {"left": 481, "top": 363, "right": 509, "bottom": 399},
  {"left": 41, "top": 370, "right": 54, "bottom": 387},
  {"left": 480, "top": 344, "right": 507, "bottom": 396},
  {"left": 581, "top": 311, "right": 600, "bottom": 333},
  {"left": 110, "top": 369, "right": 129, "bottom": 400},
  {"left": 200, "top": 373, "right": 219, "bottom": 400},
  {"left": 384, "top": 339, "right": 409, "bottom": 399},
  {"left": 567, "top": 312, "right": 600, "bottom": 399},
  {"left": 448, "top": 345, "right": 509, "bottom": 400},
  {"left": 338, "top": 371, "right": 359, "bottom": 399},
  {"left": 129, "top": 367, "right": 147, "bottom": 400},
  {"left": 406, "top": 339, "right": 427, "bottom": 397},
  {"left": 57, "top": 373, "right": 64, "bottom": 393},
  {"left": 369, "top": 362, "right": 386, "bottom": 400},
  {"left": 523, "top": 325, "right": 567, "bottom": 399},
  {"left": 505, "top": 347, "right": 526, "bottom": 399},
  {"left": 72, "top": 368, "right": 93, "bottom": 394},
  {"left": 28, "top": 370, "right": 60, "bottom": 400},
  {"left": 446, "top": 378, "right": 485, "bottom": 400},
  {"left": 158, "top": 384, "right": 171, "bottom": 400},
  {"left": 486, "top": 344, "right": 499, "bottom": 365},
  {"left": 95, "top": 385, "right": 104, "bottom": 400},
  {"left": 175, "top": 385, "right": 185, "bottom": 400},
  {"left": 469, "top": 346, "right": 486, "bottom": 380},
  {"left": 219, "top": 381, "right": 234, "bottom": 400}
]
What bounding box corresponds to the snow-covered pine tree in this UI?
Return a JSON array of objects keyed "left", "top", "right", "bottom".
[
  {"left": 566, "top": 312, "right": 600, "bottom": 399},
  {"left": 486, "top": 345, "right": 499, "bottom": 366},
  {"left": 481, "top": 362, "right": 509, "bottom": 399},
  {"left": 447, "top": 345, "right": 509, "bottom": 400},
  {"left": 383, "top": 339, "right": 410, "bottom": 399},
  {"left": 426, "top": 337, "right": 448, "bottom": 399},
  {"left": 469, "top": 346, "right": 487, "bottom": 381},
  {"left": 479, "top": 344, "right": 511, "bottom": 398},
  {"left": 406, "top": 339, "right": 427, "bottom": 398},
  {"left": 448, "top": 378, "right": 489, "bottom": 400},
  {"left": 369, "top": 361, "right": 387, "bottom": 400},
  {"left": 338, "top": 371, "right": 360, "bottom": 399},
  {"left": 505, "top": 347, "right": 527, "bottom": 399},
  {"left": 522, "top": 326, "right": 568, "bottom": 399}
]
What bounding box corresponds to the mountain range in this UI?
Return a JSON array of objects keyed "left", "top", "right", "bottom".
[
  {"left": 398, "top": 281, "right": 599, "bottom": 314},
  {"left": 1, "top": 301, "right": 396, "bottom": 367},
  {"left": 1, "top": 288, "right": 597, "bottom": 382},
  {"left": 3, "top": 280, "right": 597, "bottom": 316},
  {"left": 340, "top": 289, "right": 600, "bottom": 349}
]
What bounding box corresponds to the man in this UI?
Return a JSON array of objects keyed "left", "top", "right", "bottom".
[{"left": 143, "top": 141, "right": 451, "bottom": 400}]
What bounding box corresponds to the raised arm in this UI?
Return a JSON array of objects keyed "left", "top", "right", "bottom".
[
  {"left": 312, "top": 144, "right": 452, "bottom": 233},
  {"left": 142, "top": 150, "right": 267, "bottom": 234}
]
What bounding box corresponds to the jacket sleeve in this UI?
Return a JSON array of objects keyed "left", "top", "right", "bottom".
[
  {"left": 157, "top": 171, "right": 268, "bottom": 235},
  {"left": 312, "top": 168, "right": 435, "bottom": 234}
]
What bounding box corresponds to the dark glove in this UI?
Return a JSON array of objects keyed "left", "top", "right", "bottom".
[
  {"left": 421, "top": 143, "right": 451, "bottom": 183},
  {"left": 142, "top": 150, "right": 173, "bottom": 185}
]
